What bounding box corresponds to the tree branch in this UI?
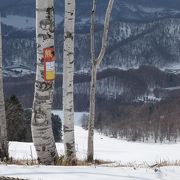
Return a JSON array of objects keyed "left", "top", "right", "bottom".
[
  {"left": 91, "top": 0, "right": 96, "bottom": 64},
  {"left": 96, "top": 0, "right": 114, "bottom": 67}
]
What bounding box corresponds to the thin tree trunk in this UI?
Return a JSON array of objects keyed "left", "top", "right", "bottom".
[
  {"left": 63, "top": 0, "right": 76, "bottom": 164},
  {"left": 31, "top": 0, "right": 58, "bottom": 165},
  {"left": 87, "top": 63, "right": 97, "bottom": 162},
  {"left": 87, "top": 0, "right": 114, "bottom": 162},
  {"left": 0, "top": 16, "right": 8, "bottom": 161}
]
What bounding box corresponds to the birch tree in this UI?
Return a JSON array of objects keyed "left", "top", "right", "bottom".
[
  {"left": 87, "top": 0, "right": 114, "bottom": 162},
  {"left": 0, "top": 16, "right": 8, "bottom": 161},
  {"left": 63, "top": 0, "right": 76, "bottom": 164},
  {"left": 31, "top": 0, "right": 58, "bottom": 165}
]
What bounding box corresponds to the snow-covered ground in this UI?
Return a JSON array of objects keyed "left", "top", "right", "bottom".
[
  {"left": 0, "top": 111, "right": 180, "bottom": 180},
  {"left": 1, "top": 165, "right": 180, "bottom": 180},
  {"left": 8, "top": 126, "right": 180, "bottom": 164}
]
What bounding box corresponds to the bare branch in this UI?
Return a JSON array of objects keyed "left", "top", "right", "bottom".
[
  {"left": 96, "top": 0, "right": 114, "bottom": 67},
  {"left": 91, "top": 0, "right": 96, "bottom": 64}
]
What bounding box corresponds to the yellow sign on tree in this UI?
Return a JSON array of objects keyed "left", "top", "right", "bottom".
[{"left": 43, "top": 47, "right": 55, "bottom": 81}]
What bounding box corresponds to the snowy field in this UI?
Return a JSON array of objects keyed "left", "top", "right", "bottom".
[
  {"left": 1, "top": 165, "right": 180, "bottom": 180},
  {"left": 8, "top": 125, "right": 180, "bottom": 165},
  {"left": 0, "top": 111, "right": 180, "bottom": 180}
]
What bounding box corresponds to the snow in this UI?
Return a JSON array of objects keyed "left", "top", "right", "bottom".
[
  {"left": 7, "top": 111, "right": 180, "bottom": 165},
  {"left": 135, "top": 94, "right": 161, "bottom": 103},
  {"left": 2, "top": 14, "right": 63, "bottom": 30},
  {"left": 3, "top": 68, "right": 35, "bottom": 77},
  {"left": 137, "top": 6, "right": 165, "bottom": 14},
  {"left": 8, "top": 125, "right": 180, "bottom": 165},
  {"left": 2, "top": 15, "right": 35, "bottom": 31},
  {"left": 163, "top": 86, "right": 180, "bottom": 91},
  {"left": 52, "top": 110, "right": 88, "bottom": 126},
  {"left": 1, "top": 110, "right": 180, "bottom": 179},
  {"left": 1, "top": 165, "right": 180, "bottom": 180},
  {"left": 164, "top": 63, "right": 180, "bottom": 74}
]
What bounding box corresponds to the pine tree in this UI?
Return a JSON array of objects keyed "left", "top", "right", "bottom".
[
  {"left": 5, "top": 96, "right": 26, "bottom": 141},
  {"left": 52, "top": 113, "right": 62, "bottom": 142}
]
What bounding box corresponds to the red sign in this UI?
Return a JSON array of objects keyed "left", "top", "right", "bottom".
[
  {"left": 43, "top": 48, "right": 56, "bottom": 81},
  {"left": 43, "top": 48, "right": 55, "bottom": 61}
]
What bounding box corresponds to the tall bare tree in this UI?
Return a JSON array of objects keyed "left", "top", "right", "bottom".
[
  {"left": 0, "top": 16, "right": 8, "bottom": 161},
  {"left": 87, "top": 0, "right": 114, "bottom": 162},
  {"left": 31, "top": 0, "right": 58, "bottom": 165},
  {"left": 63, "top": 0, "right": 76, "bottom": 164}
]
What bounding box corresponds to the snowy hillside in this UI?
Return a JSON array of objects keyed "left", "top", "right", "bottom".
[
  {"left": 0, "top": 111, "right": 180, "bottom": 180},
  {"left": 8, "top": 126, "right": 180, "bottom": 165},
  {"left": 7, "top": 111, "right": 180, "bottom": 165}
]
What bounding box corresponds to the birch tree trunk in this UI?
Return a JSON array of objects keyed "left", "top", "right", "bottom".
[
  {"left": 87, "top": 0, "right": 114, "bottom": 162},
  {"left": 63, "top": 0, "right": 76, "bottom": 164},
  {"left": 87, "top": 63, "right": 97, "bottom": 162},
  {"left": 0, "top": 17, "right": 8, "bottom": 161},
  {"left": 31, "top": 0, "right": 58, "bottom": 165}
]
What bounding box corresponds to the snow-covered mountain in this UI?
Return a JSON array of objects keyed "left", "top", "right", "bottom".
[
  {"left": 3, "top": 18, "right": 180, "bottom": 73},
  {"left": 1, "top": 0, "right": 180, "bottom": 24},
  {"left": 2, "top": 0, "right": 180, "bottom": 106}
]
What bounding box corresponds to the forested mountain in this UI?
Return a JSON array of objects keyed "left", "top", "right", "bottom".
[
  {"left": 1, "top": 0, "right": 180, "bottom": 21},
  {"left": 3, "top": 18, "right": 180, "bottom": 73},
  {"left": 1, "top": 0, "right": 180, "bottom": 112},
  {"left": 1, "top": 0, "right": 180, "bottom": 143}
]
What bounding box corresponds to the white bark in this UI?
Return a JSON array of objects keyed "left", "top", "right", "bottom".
[
  {"left": 87, "top": 0, "right": 96, "bottom": 162},
  {"left": 0, "top": 16, "right": 8, "bottom": 161},
  {"left": 96, "top": 0, "right": 114, "bottom": 67},
  {"left": 31, "top": 0, "right": 58, "bottom": 165},
  {"left": 63, "top": 0, "right": 76, "bottom": 163},
  {"left": 87, "top": 0, "right": 114, "bottom": 162}
]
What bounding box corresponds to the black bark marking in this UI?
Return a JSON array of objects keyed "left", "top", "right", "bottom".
[
  {"left": 38, "top": 33, "right": 52, "bottom": 40},
  {"left": 63, "top": 125, "right": 73, "bottom": 133},
  {"left": 36, "top": 81, "right": 53, "bottom": 91},
  {"left": 42, "top": 146, "right": 46, "bottom": 151},
  {"left": 66, "top": 143, "right": 74, "bottom": 157},
  {"left": 65, "top": 31, "right": 73, "bottom": 40}
]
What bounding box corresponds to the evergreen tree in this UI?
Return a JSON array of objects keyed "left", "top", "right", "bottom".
[
  {"left": 52, "top": 114, "right": 62, "bottom": 142},
  {"left": 5, "top": 95, "right": 26, "bottom": 141}
]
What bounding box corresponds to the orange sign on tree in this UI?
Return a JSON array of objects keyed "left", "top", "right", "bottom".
[{"left": 43, "top": 47, "right": 56, "bottom": 81}]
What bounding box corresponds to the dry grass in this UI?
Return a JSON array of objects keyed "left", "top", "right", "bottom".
[
  {"left": 4, "top": 157, "right": 38, "bottom": 166},
  {"left": 55, "top": 155, "right": 113, "bottom": 166},
  {"left": 2, "top": 157, "right": 180, "bottom": 168},
  {"left": 105, "top": 160, "right": 180, "bottom": 169},
  {"left": 2, "top": 156, "right": 112, "bottom": 167},
  {"left": 154, "top": 160, "right": 180, "bottom": 167}
]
